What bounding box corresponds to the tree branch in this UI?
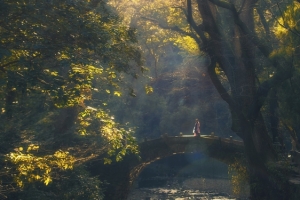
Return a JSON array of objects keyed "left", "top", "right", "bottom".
[
  {"left": 248, "top": 65, "right": 293, "bottom": 122},
  {"left": 237, "top": 0, "right": 246, "bottom": 14},
  {"left": 89, "top": 0, "right": 104, "bottom": 8},
  {"left": 206, "top": 58, "right": 237, "bottom": 112},
  {"left": 140, "top": 16, "right": 187, "bottom": 34},
  {"left": 187, "top": 0, "right": 208, "bottom": 47},
  {"left": 140, "top": 16, "right": 202, "bottom": 45},
  {"left": 208, "top": 0, "right": 278, "bottom": 66},
  {"left": 256, "top": 6, "right": 271, "bottom": 37},
  {"left": 0, "top": 60, "right": 18, "bottom": 72},
  {"left": 208, "top": 0, "right": 234, "bottom": 10},
  {"left": 276, "top": 2, "right": 300, "bottom": 37},
  {"left": 206, "top": 0, "right": 294, "bottom": 124},
  {"left": 207, "top": 0, "right": 294, "bottom": 122}
]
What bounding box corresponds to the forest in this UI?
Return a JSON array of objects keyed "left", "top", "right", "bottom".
[{"left": 1, "top": 0, "right": 300, "bottom": 199}]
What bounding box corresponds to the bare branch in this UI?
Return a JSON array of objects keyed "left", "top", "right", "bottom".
[{"left": 207, "top": 58, "right": 236, "bottom": 110}]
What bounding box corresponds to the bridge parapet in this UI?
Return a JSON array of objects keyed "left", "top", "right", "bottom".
[{"left": 146, "top": 132, "right": 243, "bottom": 144}]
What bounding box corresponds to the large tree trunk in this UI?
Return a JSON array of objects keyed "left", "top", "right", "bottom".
[
  {"left": 156, "top": 0, "right": 296, "bottom": 198},
  {"left": 190, "top": 0, "right": 288, "bottom": 199}
]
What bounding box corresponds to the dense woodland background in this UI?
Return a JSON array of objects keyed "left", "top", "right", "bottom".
[{"left": 1, "top": 0, "right": 300, "bottom": 199}]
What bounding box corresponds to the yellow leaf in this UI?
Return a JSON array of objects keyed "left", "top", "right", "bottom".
[
  {"left": 114, "top": 91, "right": 122, "bottom": 97},
  {"left": 32, "top": 145, "right": 39, "bottom": 150},
  {"left": 44, "top": 177, "right": 51, "bottom": 185},
  {"left": 145, "top": 85, "right": 154, "bottom": 94},
  {"left": 104, "top": 158, "right": 112, "bottom": 164},
  {"left": 16, "top": 180, "right": 24, "bottom": 188}
]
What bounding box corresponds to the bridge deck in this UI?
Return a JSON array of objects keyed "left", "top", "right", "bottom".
[{"left": 141, "top": 134, "right": 244, "bottom": 147}]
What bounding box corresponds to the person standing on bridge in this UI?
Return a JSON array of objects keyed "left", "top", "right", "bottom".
[{"left": 193, "top": 119, "right": 201, "bottom": 137}]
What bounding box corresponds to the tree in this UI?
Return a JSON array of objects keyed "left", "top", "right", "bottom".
[
  {"left": 126, "top": 0, "right": 297, "bottom": 199},
  {"left": 0, "top": 0, "right": 142, "bottom": 198}
]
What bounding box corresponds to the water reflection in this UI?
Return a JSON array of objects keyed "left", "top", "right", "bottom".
[{"left": 127, "top": 153, "right": 249, "bottom": 200}]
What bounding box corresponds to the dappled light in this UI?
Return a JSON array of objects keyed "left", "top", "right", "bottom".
[
  {"left": 6, "top": 146, "right": 75, "bottom": 187},
  {"left": 1, "top": 0, "right": 300, "bottom": 199}
]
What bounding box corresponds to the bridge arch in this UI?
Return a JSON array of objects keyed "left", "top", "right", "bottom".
[
  {"left": 130, "top": 135, "right": 244, "bottom": 186},
  {"left": 93, "top": 134, "right": 245, "bottom": 200}
]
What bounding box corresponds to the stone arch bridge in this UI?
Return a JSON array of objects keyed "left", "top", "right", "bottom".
[{"left": 90, "top": 134, "right": 245, "bottom": 200}]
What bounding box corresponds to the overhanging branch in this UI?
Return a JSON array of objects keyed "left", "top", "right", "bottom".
[
  {"left": 187, "top": 0, "right": 208, "bottom": 47},
  {"left": 208, "top": 0, "right": 277, "bottom": 66},
  {"left": 208, "top": 0, "right": 293, "bottom": 122},
  {"left": 206, "top": 58, "right": 236, "bottom": 111},
  {"left": 140, "top": 16, "right": 202, "bottom": 45}
]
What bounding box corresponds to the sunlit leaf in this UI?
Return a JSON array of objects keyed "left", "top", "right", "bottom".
[
  {"left": 44, "top": 177, "right": 51, "bottom": 185},
  {"left": 145, "top": 85, "right": 153, "bottom": 94},
  {"left": 104, "top": 158, "right": 112, "bottom": 164},
  {"left": 114, "top": 91, "right": 122, "bottom": 97},
  {"left": 6, "top": 146, "right": 75, "bottom": 187}
]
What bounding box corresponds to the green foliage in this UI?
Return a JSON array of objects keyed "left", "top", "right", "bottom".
[
  {"left": 109, "top": 0, "right": 197, "bottom": 80},
  {"left": 6, "top": 146, "right": 75, "bottom": 187},
  {"left": 0, "top": 0, "right": 142, "bottom": 198},
  {"left": 272, "top": 1, "right": 300, "bottom": 142},
  {"left": 14, "top": 167, "right": 104, "bottom": 200},
  {"left": 145, "top": 85, "right": 154, "bottom": 94},
  {"left": 228, "top": 160, "right": 249, "bottom": 196},
  {"left": 0, "top": 0, "right": 142, "bottom": 111},
  {"left": 77, "top": 107, "right": 139, "bottom": 163},
  {"left": 272, "top": 1, "right": 300, "bottom": 66},
  {"left": 107, "top": 61, "right": 233, "bottom": 141},
  {"left": 54, "top": 167, "right": 104, "bottom": 200}
]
